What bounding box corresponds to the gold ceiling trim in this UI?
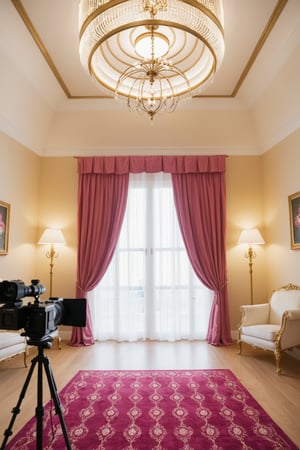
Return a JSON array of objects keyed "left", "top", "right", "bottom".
[
  {"left": 11, "top": 0, "right": 72, "bottom": 98},
  {"left": 11, "top": 0, "right": 288, "bottom": 100},
  {"left": 231, "top": 0, "right": 288, "bottom": 97}
]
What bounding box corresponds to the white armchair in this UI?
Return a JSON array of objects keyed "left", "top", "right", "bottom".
[
  {"left": 0, "top": 331, "right": 28, "bottom": 366},
  {"left": 238, "top": 284, "right": 300, "bottom": 374}
]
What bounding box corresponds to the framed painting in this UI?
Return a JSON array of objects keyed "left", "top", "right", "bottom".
[
  {"left": 0, "top": 200, "right": 10, "bottom": 255},
  {"left": 289, "top": 191, "right": 300, "bottom": 249}
]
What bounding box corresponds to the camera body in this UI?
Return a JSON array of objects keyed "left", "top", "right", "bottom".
[
  {"left": 0, "top": 279, "right": 86, "bottom": 340},
  {"left": 1, "top": 299, "right": 62, "bottom": 338}
]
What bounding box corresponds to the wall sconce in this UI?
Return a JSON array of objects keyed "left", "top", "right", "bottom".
[
  {"left": 38, "top": 228, "right": 66, "bottom": 297},
  {"left": 237, "top": 228, "right": 265, "bottom": 305}
]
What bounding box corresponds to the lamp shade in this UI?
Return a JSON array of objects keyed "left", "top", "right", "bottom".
[
  {"left": 38, "top": 228, "right": 66, "bottom": 245},
  {"left": 237, "top": 228, "right": 265, "bottom": 245}
]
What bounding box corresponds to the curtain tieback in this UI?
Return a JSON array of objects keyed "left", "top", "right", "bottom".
[
  {"left": 77, "top": 282, "right": 86, "bottom": 295},
  {"left": 217, "top": 282, "right": 227, "bottom": 293}
]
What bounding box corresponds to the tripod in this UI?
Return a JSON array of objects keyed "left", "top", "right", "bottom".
[{"left": 1, "top": 337, "right": 71, "bottom": 450}]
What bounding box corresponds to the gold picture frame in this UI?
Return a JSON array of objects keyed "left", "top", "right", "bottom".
[
  {"left": 0, "top": 200, "right": 10, "bottom": 255},
  {"left": 288, "top": 191, "right": 300, "bottom": 249}
]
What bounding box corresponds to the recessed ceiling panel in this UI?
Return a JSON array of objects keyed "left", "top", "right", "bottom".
[{"left": 16, "top": 0, "right": 287, "bottom": 98}]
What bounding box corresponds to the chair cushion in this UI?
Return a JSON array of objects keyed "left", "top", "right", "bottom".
[
  {"left": 0, "top": 332, "right": 26, "bottom": 363},
  {"left": 241, "top": 324, "right": 280, "bottom": 341},
  {"left": 0, "top": 332, "right": 25, "bottom": 349},
  {"left": 269, "top": 290, "right": 300, "bottom": 324}
]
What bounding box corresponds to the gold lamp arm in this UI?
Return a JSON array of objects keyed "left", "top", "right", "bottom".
[
  {"left": 45, "top": 244, "right": 58, "bottom": 298},
  {"left": 38, "top": 228, "right": 65, "bottom": 298},
  {"left": 244, "top": 245, "right": 256, "bottom": 305},
  {"left": 238, "top": 228, "right": 265, "bottom": 305}
]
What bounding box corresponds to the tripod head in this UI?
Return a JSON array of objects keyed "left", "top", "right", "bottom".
[{"left": 26, "top": 335, "right": 54, "bottom": 349}]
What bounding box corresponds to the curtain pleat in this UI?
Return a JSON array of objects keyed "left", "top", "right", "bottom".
[
  {"left": 70, "top": 172, "right": 129, "bottom": 346},
  {"left": 171, "top": 172, "right": 232, "bottom": 345}
]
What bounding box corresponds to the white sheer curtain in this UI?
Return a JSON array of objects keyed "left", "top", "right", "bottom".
[{"left": 89, "top": 172, "right": 213, "bottom": 342}]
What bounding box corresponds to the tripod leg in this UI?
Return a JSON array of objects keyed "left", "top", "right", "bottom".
[
  {"left": 1, "top": 356, "right": 38, "bottom": 450},
  {"left": 35, "top": 354, "right": 44, "bottom": 450},
  {"left": 42, "top": 355, "right": 72, "bottom": 450}
]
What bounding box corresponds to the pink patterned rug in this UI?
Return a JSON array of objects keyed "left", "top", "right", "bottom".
[{"left": 3, "top": 369, "right": 297, "bottom": 449}]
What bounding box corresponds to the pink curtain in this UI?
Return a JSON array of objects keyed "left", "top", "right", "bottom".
[
  {"left": 71, "top": 155, "right": 231, "bottom": 346},
  {"left": 171, "top": 170, "right": 232, "bottom": 345},
  {"left": 70, "top": 168, "right": 129, "bottom": 346}
]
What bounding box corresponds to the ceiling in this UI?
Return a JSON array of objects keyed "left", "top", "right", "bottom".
[
  {"left": 10, "top": 0, "right": 289, "bottom": 99},
  {"left": 0, "top": 0, "right": 300, "bottom": 156}
]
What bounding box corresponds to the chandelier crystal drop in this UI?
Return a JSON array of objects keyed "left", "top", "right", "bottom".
[{"left": 79, "top": 0, "right": 225, "bottom": 120}]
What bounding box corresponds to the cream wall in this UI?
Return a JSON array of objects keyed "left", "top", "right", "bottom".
[
  {"left": 44, "top": 107, "right": 258, "bottom": 157},
  {"left": 226, "top": 156, "right": 267, "bottom": 330},
  {"left": 263, "top": 128, "right": 300, "bottom": 292},
  {"left": 0, "top": 132, "right": 40, "bottom": 281},
  {"left": 0, "top": 135, "right": 77, "bottom": 302},
  {"left": 36, "top": 157, "right": 78, "bottom": 300}
]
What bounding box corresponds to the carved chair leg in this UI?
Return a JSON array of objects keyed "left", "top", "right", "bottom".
[
  {"left": 24, "top": 347, "right": 29, "bottom": 368},
  {"left": 237, "top": 340, "right": 242, "bottom": 355},
  {"left": 274, "top": 348, "right": 281, "bottom": 375}
]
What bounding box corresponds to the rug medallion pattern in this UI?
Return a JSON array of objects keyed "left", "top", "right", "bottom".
[{"left": 4, "top": 369, "right": 297, "bottom": 449}]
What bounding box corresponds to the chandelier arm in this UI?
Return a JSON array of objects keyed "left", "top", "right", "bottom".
[
  {"left": 159, "top": 64, "right": 191, "bottom": 84},
  {"left": 112, "top": 64, "right": 213, "bottom": 101},
  {"left": 133, "top": 72, "right": 179, "bottom": 117},
  {"left": 161, "top": 76, "right": 176, "bottom": 97},
  {"left": 130, "top": 74, "right": 161, "bottom": 115},
  {"left": 116, "top": 57, "right": 193, "bottom": 120},
  {"left": 119, "top": 65, "right": 144, "bottom": 80},
  {"left": 133, "top": 77, "right": 145, "bottom": 100},
  {"left": 116, "top": 65, "right": 148, "bottom": 98},
  {"left": 156, "top": 65, "right": 192, "bottom": 98}
]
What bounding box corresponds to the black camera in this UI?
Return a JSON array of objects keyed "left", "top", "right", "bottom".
[{"left": 0, "top": 279, "right": 86, "bottom": 341}]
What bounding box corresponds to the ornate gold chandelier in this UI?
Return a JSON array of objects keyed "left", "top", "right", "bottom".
[{"left": 79, "top": 0, "right": 225, "bottom": 120}]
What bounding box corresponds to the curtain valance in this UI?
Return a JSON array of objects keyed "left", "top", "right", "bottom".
[{"left": 78, "top": 155, "right": 226, "bottom": 174}]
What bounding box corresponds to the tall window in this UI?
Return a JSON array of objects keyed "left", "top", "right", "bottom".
[{"left": 89, "top": 172, "right": 213, "bottom": 341}]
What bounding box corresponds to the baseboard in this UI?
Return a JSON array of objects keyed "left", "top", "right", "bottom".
[
  {"left": 57, "top": 329, "right": 72, "bottom": 341},
  {"left": 57, "top": 329, "right": 240, "bottom": 344},
  {"left": 231, "top": 330, "right": 238, "bottom": 341},
  {"left": 287, "top": 347, "right": 300, "bottom": 360}
]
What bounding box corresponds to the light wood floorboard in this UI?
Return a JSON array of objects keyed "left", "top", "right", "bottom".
[{"left": 1, "top": 340, "right": 300, "bottom": 448}]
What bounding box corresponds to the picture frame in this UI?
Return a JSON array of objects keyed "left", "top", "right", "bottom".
[
  {"left": 288, "top": 191, "right": 300, "bottom": 249},
  {"left": 0, "top": 200, "right": 10, "bottom": 255}
]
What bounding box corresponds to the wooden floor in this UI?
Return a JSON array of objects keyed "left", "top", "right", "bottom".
[{"left": 1, "top": 340, "right": 300, "bottom": 448}]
